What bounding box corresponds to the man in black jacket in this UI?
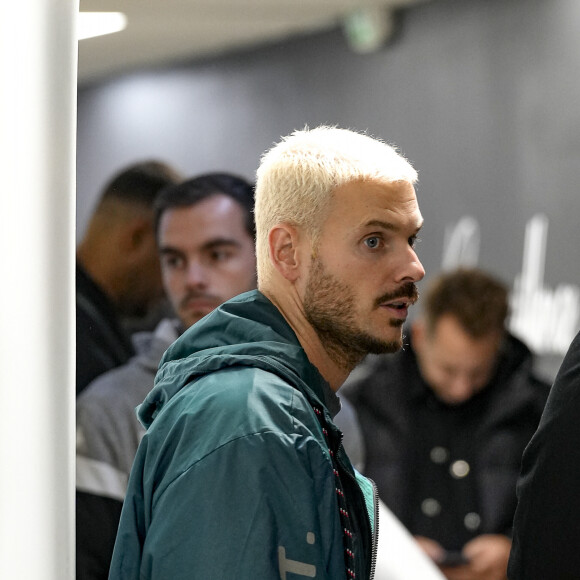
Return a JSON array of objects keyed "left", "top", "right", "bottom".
[
  {"left": 508, "top": 329, "right": 580, "bottom": 580},
  {"left": 344, "top": 268, "right": 549, "bottom": 580},
  {"left": 76, "top": 161, "right": 181, "bottom": 395}
]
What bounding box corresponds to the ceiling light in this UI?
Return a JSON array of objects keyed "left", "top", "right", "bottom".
[
  {"left": 343, "top": 7, "right": 394, "bottom": 54},
  {"left": 78, "top": 12, "right": 127, "bottom": 41}
]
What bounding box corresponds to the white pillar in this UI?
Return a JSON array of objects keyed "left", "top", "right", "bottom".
[{"left": 0, "top": 1, "right": 77, "bottom": 578}]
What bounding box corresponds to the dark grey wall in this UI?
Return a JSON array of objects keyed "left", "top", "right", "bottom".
[{"left": 77, "top": 0, "right": 580, "bottom": 374}]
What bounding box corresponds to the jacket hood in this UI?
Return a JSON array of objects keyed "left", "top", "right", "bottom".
[{"left": 138, "top": 290, "right": 333, "bottom": 428}]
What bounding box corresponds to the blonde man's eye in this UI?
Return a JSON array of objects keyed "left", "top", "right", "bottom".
[{"left": 364, "top": 237, "right": 380, "bottom": 249}]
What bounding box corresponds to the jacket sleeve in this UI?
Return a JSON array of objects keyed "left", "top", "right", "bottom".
[
  {"left": 110, "top": 429, "right": 347, "bottom": 580},
  {"left": 508, "top": 331, "right": 580, "bottom": 580}
]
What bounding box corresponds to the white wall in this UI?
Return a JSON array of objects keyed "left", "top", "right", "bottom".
[{"left": 0, "top": 1, "right": 77, "bottom": 577}]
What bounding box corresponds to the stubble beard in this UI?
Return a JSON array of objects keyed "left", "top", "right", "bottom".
[{"left": 303, "top": 258, "right": 404, "bottom": 373}]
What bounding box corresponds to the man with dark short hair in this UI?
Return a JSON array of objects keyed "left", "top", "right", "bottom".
[
  {"left": 76, "top": 173, "right": 257, "bottom": 579},
  {"left": 76, "top": 161, "right": 181, "bottom": 395}
]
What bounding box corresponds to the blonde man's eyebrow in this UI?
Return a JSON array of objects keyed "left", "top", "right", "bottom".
[{"left": 364, "top": 220, "right": 398, "bottom": 232}]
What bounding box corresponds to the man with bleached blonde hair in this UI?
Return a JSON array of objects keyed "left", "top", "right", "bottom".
[
  {"left": 110, "top": 126, "right": 425, "bottom": 580},
  {"left": 254, "top": 126, "right": 419, "bottom": 287}
]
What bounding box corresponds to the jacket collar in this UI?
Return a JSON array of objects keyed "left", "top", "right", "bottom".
[{"left": 139, "top": 290, "right": 340, "bottom": 427}]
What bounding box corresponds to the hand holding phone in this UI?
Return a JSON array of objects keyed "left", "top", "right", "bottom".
[{"left": 439, "top": 550, "right": 470, "bottom": 567}]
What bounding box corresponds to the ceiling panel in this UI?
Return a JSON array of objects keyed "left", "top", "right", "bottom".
[{"left": 78, "top": 0, "right": 429, "bottom": 84}]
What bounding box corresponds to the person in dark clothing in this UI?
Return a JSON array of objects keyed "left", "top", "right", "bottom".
[
  {"left": 508, "top": 329, "right": 580, "bottom": 580},
  {"left": 76, "top": 160, "right": 181, "bottom": 395},
  {"left": 76, "top": 263, "right": 135, "bottom": 395},
  {"left": 343, "top": 268, "right": 549, "bottom": 580}
]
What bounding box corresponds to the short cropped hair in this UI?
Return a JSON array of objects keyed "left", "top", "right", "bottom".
[
  {"left": 98, "top": 160, "right": 181, "bottom": 209},
  {"left": 423, "top": 268, "right": 509, "bottom": 338},
  {"left": 153, "top": 172, "right": 255, "bottom": 243},
  {"left": 254, "top": 126, "right": 418, "bottom": 285}
]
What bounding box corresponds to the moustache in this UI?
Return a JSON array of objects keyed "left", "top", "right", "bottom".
[
  {"left": 179, "top": 291, "right": 220, "bottom": 310},
  {"left": 374, "top": 282, "right": 419, "bottom": 308}
]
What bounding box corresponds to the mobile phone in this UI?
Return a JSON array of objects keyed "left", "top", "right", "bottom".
[{"left": 439, "top": 550, "right": 470, "bottom": 567}]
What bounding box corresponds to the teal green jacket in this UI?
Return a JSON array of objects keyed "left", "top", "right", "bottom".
[{"left": 109, "top": 291, "right": 378, "bottom": 579}]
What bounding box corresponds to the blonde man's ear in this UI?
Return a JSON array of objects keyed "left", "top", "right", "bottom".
[{"left": 267, "top": 224, "right": 302, "bottom": 283}]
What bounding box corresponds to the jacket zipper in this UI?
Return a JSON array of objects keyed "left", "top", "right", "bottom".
[
  {"left": 336, "top": 437, "right": 379, "bottom": 580},
  {"left": 314, "top": 403, "right": 377, "bottom": 580},
  {"left": 368, "top": 478, "right": 379, "bottom": 580}
]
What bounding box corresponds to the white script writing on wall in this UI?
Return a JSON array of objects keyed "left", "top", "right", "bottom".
[{"left": 442, "top": 214, "right": 580, "bottom": 356}]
